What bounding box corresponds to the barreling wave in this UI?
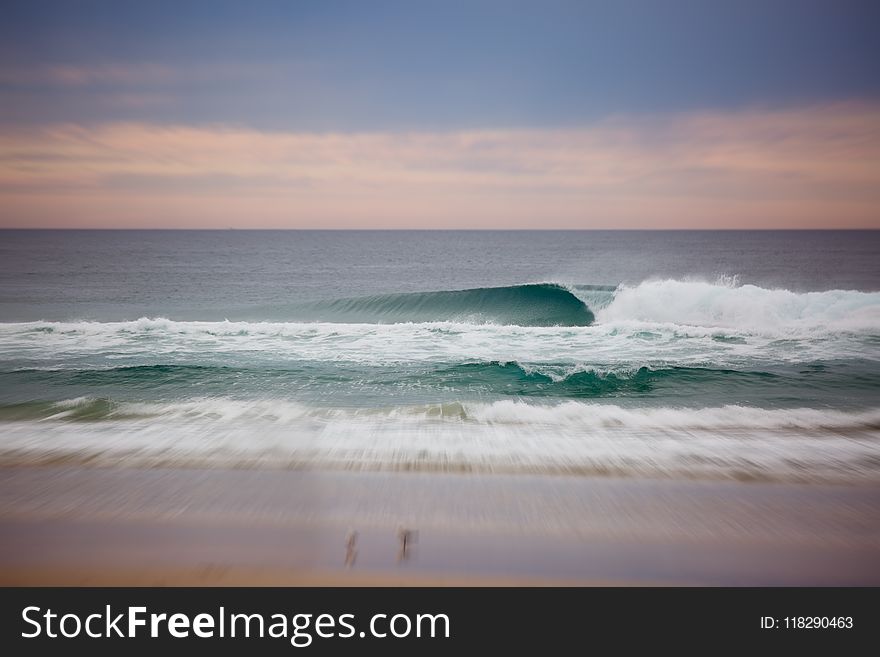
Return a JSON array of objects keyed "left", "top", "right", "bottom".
[
  {"left": 1, "top": 398, "right": 878, "bottom": 484},
  {"left": 298, "top": 277, "right": 880, "bottom": 332},
  {"left": 299, "top": 283, "right": 598, "bottom": 326}
]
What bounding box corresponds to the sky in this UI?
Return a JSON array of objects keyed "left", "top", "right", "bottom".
[{"left": 0, "top": 0, "right": 878, "bottom": 229}]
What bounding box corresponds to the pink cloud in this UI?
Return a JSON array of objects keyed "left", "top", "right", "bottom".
[{"left": 0, "top": 102, "right": 878, "bottom": 228}]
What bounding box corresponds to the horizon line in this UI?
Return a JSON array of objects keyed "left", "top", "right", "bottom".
[{"left": 1, "top": 227, "right": 878, "bottom": 232}]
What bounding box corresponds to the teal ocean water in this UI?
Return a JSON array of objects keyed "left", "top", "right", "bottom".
[{"left": 1, "top": 230, "right": 878, "bottom": 482}]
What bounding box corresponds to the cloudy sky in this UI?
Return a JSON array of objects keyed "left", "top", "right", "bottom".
[{"left": 1, "top": 0, "right": 878, "bottom": 228}]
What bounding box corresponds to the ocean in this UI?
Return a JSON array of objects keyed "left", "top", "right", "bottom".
[{"left": 1, "top": 230, "right": 878, "bottom": 483}]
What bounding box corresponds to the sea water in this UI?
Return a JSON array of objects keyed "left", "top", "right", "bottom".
[{"left": 0, "top": 230, "right": 877, "bottom": 482}]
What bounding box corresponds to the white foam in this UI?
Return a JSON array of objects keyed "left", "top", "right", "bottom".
[
  {"left": 0, "top": 314, "right": 874, "bottom": 374},
  {"left": 22, "top": 396, "right": 880, "bottom": 428},
  {"left": 2, "top": 398, "right": 878, "bottom": 482},
  {"left": 597, "top": 278, "right": 880, "bottom": 334}
]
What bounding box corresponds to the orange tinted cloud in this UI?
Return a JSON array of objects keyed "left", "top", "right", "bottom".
[{"left": 0, "top": 102, "right": 878, "bottom": 228}]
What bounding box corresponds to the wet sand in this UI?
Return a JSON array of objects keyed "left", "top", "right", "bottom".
[{"left": 0, "top": 466, "right": 878, "bottom": 586}]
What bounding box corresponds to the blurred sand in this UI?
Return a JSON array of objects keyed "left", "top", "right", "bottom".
[{"left": 0, "top": 466, "right": 878, "bottom": 586}]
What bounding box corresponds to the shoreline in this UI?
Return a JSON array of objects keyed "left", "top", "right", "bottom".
[
  {"left": 2, "top": 452, "right": 875, "bottom": 487},
  {"left": 1, "top": 466, "right": 878, "bottom": 586}
]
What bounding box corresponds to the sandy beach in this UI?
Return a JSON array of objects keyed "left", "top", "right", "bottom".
[{"left": 1, "top": 466, "right": 877, "bottom": 586}]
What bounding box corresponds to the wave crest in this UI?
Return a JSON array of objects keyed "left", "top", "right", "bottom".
[{"left": 303, "top": 283, "right": 596, "bottom": 326}]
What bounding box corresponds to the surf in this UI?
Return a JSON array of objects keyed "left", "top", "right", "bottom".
[
  {"left": 596, "top": 278, "right": 880, "bottom": 334},
  {"left": 298, "top": 283, "right": 598, "bottom": 326},
  {"left": 1, "top": 398, "right": 878, "bottom": 484}
]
